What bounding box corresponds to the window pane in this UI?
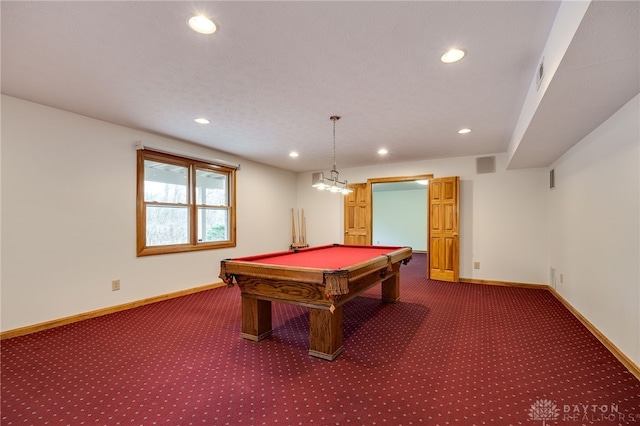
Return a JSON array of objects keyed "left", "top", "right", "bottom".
[
  {"left": 198, "top": 208, "right": 229, "bottom": 242},
  {"left": 144, "top": 160, "right": 188, "bottom": 203},
  {"left": 146, "top": 206, "right": 189, "bottom": 246},
  {"left": 196, "top": 169, "right": 228, "bottom": 205}
]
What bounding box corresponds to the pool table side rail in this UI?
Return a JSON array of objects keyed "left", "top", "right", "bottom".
[
  {"left": 223, "top": 262, "right": 405, "bottom": 310},
  {"left": 237, "top": 280, "right": 334, "bottom": 310},
  {"left": 219, "top": 261, "right": 327, "bottom": 285}
]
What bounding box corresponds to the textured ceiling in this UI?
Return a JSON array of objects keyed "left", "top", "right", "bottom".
[{"left": 1, "top": 1, "right": 638, "bottom": 173}]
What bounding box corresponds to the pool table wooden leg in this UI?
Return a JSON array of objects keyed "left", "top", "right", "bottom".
[
  {"left": 240, "top": 297, "right": 273, "bottom": 341},
  {"left": 381, "top": 273, "right": 400, "bottom": 303},
  {"left": 308, "top": 306, "right": 344, "bottom": 361}
]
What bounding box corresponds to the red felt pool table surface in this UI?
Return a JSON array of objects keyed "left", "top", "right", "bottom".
[{"left": 232, "top": 244, "right": 406, "bottom": 270}]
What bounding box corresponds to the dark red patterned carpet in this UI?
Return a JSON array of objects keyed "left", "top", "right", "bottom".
[{"left": 2, "top": 254, "right": 639, "bottom": 425}]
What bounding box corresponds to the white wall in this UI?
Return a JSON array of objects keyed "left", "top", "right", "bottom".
[
  {"left": 549, "top": 94, "right": 640, "bottom": 365},
  {"left": 372, "top": 188, "right": 427, "bottom": 251},
  {"left": 1, "top": 95, "right": 297, "bottom": 331},
  {"left": 298, "top": 153, "right": 550, "bottom": 285}
]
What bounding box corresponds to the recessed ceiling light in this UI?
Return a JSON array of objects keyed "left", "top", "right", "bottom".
[
  {"left": 441, "top": 48, "right": 466, "bottom": 63},
  {"left": 188, "top": 15, "right": 217, "bottom": 34},
  {"left": 458, "top": 128, "right": 472, "bottom": 134},
  {"left": 289, "top": 152, "right": 299, "bottom": 158},
  {"left": 378, "top": 148, "right": 388, "bottom": 155},
  {"left": 194, "top": 118, "right": 210, "bottom": 124}
]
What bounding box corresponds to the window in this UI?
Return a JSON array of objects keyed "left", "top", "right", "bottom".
[{"left": 136, "top": 149, "right": 236, "bottom": 256}]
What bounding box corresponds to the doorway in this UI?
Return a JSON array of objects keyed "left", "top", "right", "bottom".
[
  {"left": 371, "top": 180, "right": 428, "bottom": 251},
  {"left": 344, "top": 175, "right": 432, "bottom": 247}
]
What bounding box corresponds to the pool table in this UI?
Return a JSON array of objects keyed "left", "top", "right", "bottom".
[{"left": 219, "top": 244, "right": 412, "bottom": 360}]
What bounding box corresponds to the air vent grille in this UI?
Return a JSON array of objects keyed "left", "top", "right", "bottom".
[{"left": 476, "top": 156, "right": 495, "bottom": 174}]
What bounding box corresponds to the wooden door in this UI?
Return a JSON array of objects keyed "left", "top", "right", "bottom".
[
  {"left": 429, "top": 177, "right": 460, "bottom": 282},
  {"left": 344, "top": 183, "right": 371, "bottom": 245}
]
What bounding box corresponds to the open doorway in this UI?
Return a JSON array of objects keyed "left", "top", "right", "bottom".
[
  {"left": 343, "top": 175, "right": 432, "bottom": 249},
  {"left": 368, "top": 175, "right": 432, "bottom": 253},
  {"left": 371, "top": 180, "right": 428, "bottom": 252}
]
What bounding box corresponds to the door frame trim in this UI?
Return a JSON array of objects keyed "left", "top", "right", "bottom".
[{"left": 367, "top": 174, "right": 434, "bottom": 185}]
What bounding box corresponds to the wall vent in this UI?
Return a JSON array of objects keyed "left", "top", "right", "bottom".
[{"left": 476, "top": 156, "right": 495, "bottom": 174}]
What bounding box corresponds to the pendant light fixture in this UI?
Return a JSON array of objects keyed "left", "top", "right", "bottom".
[{"left": 312, "top": 116, "right": 353, "bottom": 194}]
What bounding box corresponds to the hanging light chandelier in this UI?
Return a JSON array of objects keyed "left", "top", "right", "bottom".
[{"left": 312, "top": 116, "right": 353, "bottom": 194}]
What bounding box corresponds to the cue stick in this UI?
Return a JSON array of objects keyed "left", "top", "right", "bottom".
[
  {"left": 299, "top": 209, "right": 303, "bottom": 244},
  {"left": 301, "top": 208, "right": 306, "bottom": 244},
  {"left": 291, "top": 208, "right": 296, "bottom": 245}
]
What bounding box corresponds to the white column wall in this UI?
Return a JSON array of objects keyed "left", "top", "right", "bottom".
[{"left": 549, "top": 94, "right": 640, "bottom": 365}]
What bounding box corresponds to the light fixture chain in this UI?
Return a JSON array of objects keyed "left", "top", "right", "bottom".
[{"left": 332, "top": 117, "right": 337, "bottom": 171}]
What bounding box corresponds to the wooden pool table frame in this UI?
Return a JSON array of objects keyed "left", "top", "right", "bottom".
[{"left": 219, "top": 244, "right": 412, "bottom": 361}]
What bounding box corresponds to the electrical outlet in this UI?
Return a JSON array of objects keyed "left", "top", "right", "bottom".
[
  {"left": 560, "top": 274, "right": 564, "bottom": 284},
  {"left": 473, "top": 262, "right": 480, "bottom": 269},
  {"left": 112, "top": 279, "right": 120, "bottom": 291}
]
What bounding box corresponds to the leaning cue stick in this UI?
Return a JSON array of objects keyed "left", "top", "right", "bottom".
[
  {"left": 298, "top": 209, "right": 301, "bottom": 245},
  {"left": 291, "top": 208, "right": 296, "bottom": 245},
  {"left": 301, "top": 208, "right": 306, "bottom": 244}
]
